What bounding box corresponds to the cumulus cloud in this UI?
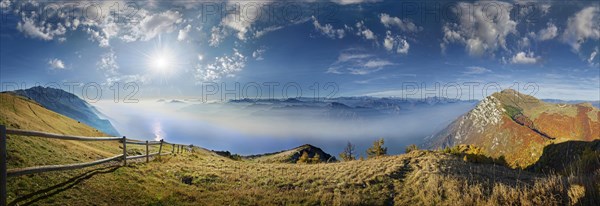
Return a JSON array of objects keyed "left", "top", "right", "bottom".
[
  {"left": 0, "top": 0, "right": 11, "bottom": 9},
  {"left": 48, "top": 58, "right": 65, "bottom": 70},
  {"left": 252, "top": 48, "right": 266, "bottom": 60},
  {"left": 123, "top": 10, "right": 182, "bottom": 42},
  {"left": 312, "top": 16, "right": 345, "bottom": 39},
  {"left": 195, "top": 49, "right": 247, "bottom": 81},
  {"left": 97, "top": 51, "right": 119, "bottom": 76},
  {"left": 562, "top": 6, "right": 600, "bottom": 51},
  {"left": 379, "top": 13, "right": 420, "bottom": 33},
  {"left": 536, "top": 22, "right": 558, "bottom": 41},
  {"left": 441, "top": 1, "right": 517, "bottom": 56},
  {"left": 209, "top": 26, "right": 227, "bottom": 47},
  {"left": 17, "top": 17, "right": 66, "bottom": 41},
  {"left": 355, "top": 21, "right": 376, "bottom": 40},
  {"left": 177, "top": 24, "right": 192, "bottom": 42},
  {"left": 384, "top": 31, "right": 410, "bottom": 54},
  {"left": 510, "top": 51, "right": 540, "bottom": 64}
]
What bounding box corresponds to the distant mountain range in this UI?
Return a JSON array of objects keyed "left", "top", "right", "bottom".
[
  {"left": 426, "top": 89, "right": 600, "bottom": 168},
  {"left": 224, "top": 97, "right": 478, "bottom": 120},
  {"left": 11, "top": 86, "right": 120, "bottom": 136}
]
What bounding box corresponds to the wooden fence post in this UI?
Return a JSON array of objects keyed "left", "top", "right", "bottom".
[
  {"left": 145, "top": 141, "right": 149, "bottom": 163},
  {"left": 122, "top": 136, "right": 127, "bottom": 166},
  {"left": 158, "top": 140, "right": 163, "bottom": 157},
  {"left": 172, "top": 144, "right": 174, "bottom": 154},
  {"left": 1, "top": 125, "right": 7, "bottom": 206}
]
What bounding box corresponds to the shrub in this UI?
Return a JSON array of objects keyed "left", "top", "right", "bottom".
[
  {"left": 405, "top": 144, "right": 418, "bottom": 153},
  {"left": 367, "top": 138, "right": 387, "bottom": 159}
]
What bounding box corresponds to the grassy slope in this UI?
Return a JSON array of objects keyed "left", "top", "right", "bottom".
[{"left": 2, "top": 92, "right": 599, "bottom": 205}]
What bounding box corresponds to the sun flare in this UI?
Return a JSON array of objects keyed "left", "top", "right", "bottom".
[{"left": 148, "top": 48, "right": 175, "bottom": 74}]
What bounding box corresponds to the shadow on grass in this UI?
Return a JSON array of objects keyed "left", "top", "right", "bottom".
[{"left": 8, "top": 166, "right": 120, "bottom": 206}]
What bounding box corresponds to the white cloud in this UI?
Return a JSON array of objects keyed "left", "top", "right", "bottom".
[
  {"left": 518, "top": 37, "right": 531, "bottom": 49},
  {"left": 195, "top": 49, "right": 247, "bottom": 81},
  {"left": 17, "top": 17, "right": 66, "bottom": 41},
  {"left": 536, "top": 22, "right": 558, "bottom": 41},
  {"left": 384, "top": 31, "right": 409, "bottom": 54},
  {"left": 510, "top": 51, "right": 540, "bottom": 64},
  {"left": 355, "top": 21, "right": 376, "bottom": 40},
  {"left": 562, "top": 6, "right": 600, "bottom": 51},
  {"left": 209, "top": 26, "right": 227, "bottom": 47},
  {"left": 441, "top": 1, "right": 517, "bottom": 56},
  {"left": 48, "top": 58, "right": 65, "bottom": 70},
  {"left": 327, "top": 50, "right": 393, "bottom": 75},
  {"left": 124, "top": 10, "right": 182, "bottom": 42},
  {"left": 0, "top": 0, "right": 11, "bottom": 9},
  {"left": 97, "top": 51, "right": 119, "bottom": 76},
  {"left": 252, "top": 48, "right": 266, "bottom": 60},
  {"left": 588, "top": 47, "right": 599, "bottom": 67},
  {"left": 463, "top": 66, "right": 490, "bottom": 75},
  {"left": 177, "top": 24, "right": 192, "bottom": 42},
  {"left": 363, "top": 60, "right": 394, "bottom": 68},
  {"left": 379, "top": 13, "right": 420, "bottom": 33},
  {"left": 254, "top": 26, "right": 284, "bottom": 38},
  {"left": 312, "top": 16, "right": 345, "bottom": 39}
]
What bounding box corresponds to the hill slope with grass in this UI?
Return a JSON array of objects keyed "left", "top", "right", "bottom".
[
  {"left": 427, "top": 89, "right": 600, "bottom": 168},
  {"left": 244, "top": 144, "right": 337, "bottom": 163},
  {"left": 1, "top": 91, "right": 598, "bottom": 205},
  {"left": 12, "top": 86, "right": 120, "bottom": 136}
]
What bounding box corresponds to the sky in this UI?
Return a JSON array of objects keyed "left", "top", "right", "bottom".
[{"left": 0, "top": 0, "right": 599, "bottom": 101}]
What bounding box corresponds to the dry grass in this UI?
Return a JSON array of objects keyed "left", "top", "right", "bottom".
[{"left": 2, "top": 92, "right": 599, "bottom": 205}]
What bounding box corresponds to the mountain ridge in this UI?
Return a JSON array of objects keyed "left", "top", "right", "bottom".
[
  {"left": 11, "top": 86, "right": 120, "bottom": 136},
  {"left": 426, "top": 89, "right": 600, "bottom": 168}
]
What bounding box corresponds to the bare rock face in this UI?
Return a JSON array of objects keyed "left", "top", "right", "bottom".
[{"left": 426, "top": 89, "right": 600, "bottom": 168}]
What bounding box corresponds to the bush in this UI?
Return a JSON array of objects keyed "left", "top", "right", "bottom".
[
  {"left": 405, "top": 144, "right": 418, "bottom": 153},
  {"left": 367, "top": 138, "right": 387, "bottom": 159}
]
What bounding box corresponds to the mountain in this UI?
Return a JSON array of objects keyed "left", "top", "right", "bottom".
[
  {"left": 11, "top": 86, "right": 120, "bottom": 136},
  {"left": 426, "top": 89, "right": 600, "bottom": 168},
  {"left": 0, "top": 92, "right": 122, "bottom": 168},
  {"left": 245, "top": 144, "right": 337, "bottom": 163},
  {"left": 1, "top": 91, "right": 597, "bottom": 205}
]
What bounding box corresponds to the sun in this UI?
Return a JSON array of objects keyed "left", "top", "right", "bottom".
[
  {"left": 150, "top": 51, "right": 172, "bottom": 73},
  {"left": 153, "top": 56, "right": 168, "bottom": 71}
]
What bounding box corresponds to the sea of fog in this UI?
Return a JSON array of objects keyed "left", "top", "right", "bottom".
[{"left": 92, "top": 100, "right": 476, "bottom": 157}]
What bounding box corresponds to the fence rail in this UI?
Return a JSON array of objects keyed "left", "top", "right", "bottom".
[{"left": 0, "top": 125, "right": 195, "bottom": 206}]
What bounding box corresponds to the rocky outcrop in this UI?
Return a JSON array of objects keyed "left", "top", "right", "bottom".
[{"left": 426, "top": 89, "right": 600, "bottom": 168}]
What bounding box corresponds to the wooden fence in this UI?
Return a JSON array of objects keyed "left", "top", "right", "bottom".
[{"left": 0, "top": 125, "right": 194, "bottom": 206}]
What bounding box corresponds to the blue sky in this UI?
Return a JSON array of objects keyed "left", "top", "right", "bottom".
[{"left": 0, "top": 0, "right": 599, "bottom": 101}]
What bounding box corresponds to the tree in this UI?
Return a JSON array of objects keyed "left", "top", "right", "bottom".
[
  {"left": 366, "top": 138, "right": 387, "bottom": 159},
  {"left": 339, "top": 141, "right": 356, "bottom": 161},
  {"left": 405, "top": 144, "right": 418, "bottom": 153},
  {"left": 310, "top": 153, "right": 321, "bottom": 164},
  {"left": 298, "top": 151, "right": 310, "bottom": 163}
]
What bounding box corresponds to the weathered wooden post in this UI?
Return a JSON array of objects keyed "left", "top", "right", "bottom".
[
  {"left": 145, "top": 140, "right": 149, "bottom": 163},
  {"left": 122, "top": 136, "right": 127, "bottom": 166},
  {"left": 158, "top": 139, "right": 164, "bottom": 158},
  {"left": 190, "top": 144, "right": 193, "bottom": 153},
  {"left": 1, "top": 125, "right": 7, "bottom": 206},
  {"left": 172, "top": 144, "right": 175, "bottom": 154}
]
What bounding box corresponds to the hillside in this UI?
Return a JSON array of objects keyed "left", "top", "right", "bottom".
[
  {"left": 426, "top": 89, "right": 600, "bottom": 168},
  {"left": 244, "top": 144, "right": 337, "bottom": 163},
  {"left": 12, "top": 86, "right": 120, "bottom": 136},
  {"left": 1, "top": 91, "right": 598, "bottom": 205}
]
